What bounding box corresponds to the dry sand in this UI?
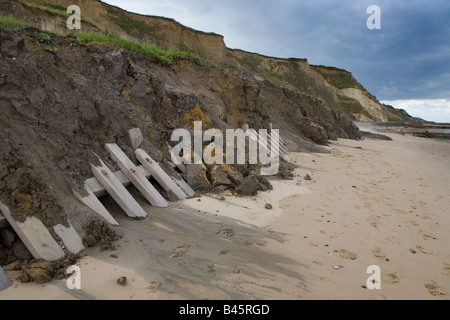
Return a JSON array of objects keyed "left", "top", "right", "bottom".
[{"left": 1, "top": 132, "right": 449, "bottom": 300}]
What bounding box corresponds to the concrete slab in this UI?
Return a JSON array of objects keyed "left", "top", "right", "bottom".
[
  {"left": 0, "top": 267, "right": 12, "bottom": 292},
  {"left": 128, "top": 128, "right": 143, "bottom": 149},
  {"left": 73, "top": 184, "right": 119, "bottom": 225},
  {"left": 85, "top": 166, "right": 150, "bottom": 197},
  {"left": 166, "top": 144, "right": 187, "bottom": 174},
  {"left": 91, "top": 155, "right": 147, "bottom": 219},
  {"left": 105, "top": 143, "right": 168, "bottom": 208},
  {"left": 135, "top": 148, "right": 187, "bottom": 200},
  {"left": 0, "top": 201, "right": 65, "bottom": 261},
  {"left": 171, "top": 172, "right": 195, "bottom": 198},
  {"left": 53, "top": 221, "right": 85, "bottom": 255}
]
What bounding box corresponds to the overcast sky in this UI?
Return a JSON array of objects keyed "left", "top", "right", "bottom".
[{"left": 103, "top": 0, "right": 450, "bottom": 122}]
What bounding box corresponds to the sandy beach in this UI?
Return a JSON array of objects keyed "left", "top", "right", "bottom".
[{"left": 1, "top": 132, "right": 449, "bottom": 300}]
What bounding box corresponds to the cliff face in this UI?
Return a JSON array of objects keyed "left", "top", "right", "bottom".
[{"left": 3, "top": 0, "right": 411, "bottom": 124}]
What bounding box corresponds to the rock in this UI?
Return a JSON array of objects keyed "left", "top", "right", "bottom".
[
  {"left": 184, "top": 164, "right": 211, "bottom": 192},
  {"left": 1, "top": 228, "right": 15, "bottom": 249},
  {"left": 117, "top": 276, "right": 127, "bottom": 286},
  {"left": 208, "top": 165, "right": 232, "bottom": 187},
  {"left": 301, "top": 120, "right": 328, "bottom": 145},
  {"left": 410, "top": 248, "right": 417, "bottom": 254},
  {"left": 127, "top": 128, "right": 143, "bottom": 149},
  {"left": 254, "top": 174, "right": 272, "bottom": 191},
  {"left": 213, "top": 185, "right": 228, "bottom": 194},
  {"left": 83, "top": 234, "right": 97, "bottom": 247},
  {"left": 12, "top": 239, "right": 33, "bottom": 260},
  {"left": 83, "top": 220, "right": 118, "bottom": 251},
  {"left": 216, "top": 229, "right": 235, "bottom": 237},
  {"left": 237, "top": 175, "right": 260, "bottom": 196},
  {"left": 265, "top": 203, "right": 273, "bottom": 210},
  {"left": 222, "top": 164, "right": 244, "bottom": 185},
  {"left": 304, "top": 174, "right": 312, "bottom": 181}
]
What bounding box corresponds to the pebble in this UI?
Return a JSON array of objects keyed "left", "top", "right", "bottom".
[
  {"left": 410, "top": 249, "right": 417, "bottom": 254},
  {"left": 351, "top": 256, "right": 356, "bottom": 260},
  {"left": 332, "top": 265, "right": 340, "bottom": 270},
  {"left": 117, "top": 276, "right": 127, "bottom": 286},
  {"left": 265, "top": 203, "right": 273, "bottom": 210}
]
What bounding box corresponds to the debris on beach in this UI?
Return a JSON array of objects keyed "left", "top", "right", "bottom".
[{"left": 117, "top": 276, "right": 127, "bottom": 286}]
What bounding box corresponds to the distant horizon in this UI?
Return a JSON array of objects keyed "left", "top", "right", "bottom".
[{"left": 102, "top": 0, "right": 450, "bottom": 123}]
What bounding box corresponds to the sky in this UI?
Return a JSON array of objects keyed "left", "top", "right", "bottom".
[{"left": 103, "top": 0, "right": 450, "bottom": 123}]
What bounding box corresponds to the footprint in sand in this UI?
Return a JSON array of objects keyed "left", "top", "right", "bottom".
[
  {"left": 169, "top": 245, "right": 191, "bottom": 258},
  {"left": 424, "top": 281, "right": 447, "bottom": 297},
  {"left": 416, "top": 245, "right": 433, "bottom": 255},
  {"left": 372, "top": 247, "right": 386, "bottom": 260},
  {"left": 338, "top": 249, "right": 357, "bottom": 260},
  {"left": 146, "top": 281, "right": 161, "bottom": 293},
  {"left": 443, "top": 263, "right": 450, "bottom": 277},
  {"left": 385, "top": 273, "right": 401, "bottom": 285}
]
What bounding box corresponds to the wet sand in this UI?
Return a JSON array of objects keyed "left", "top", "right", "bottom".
[{"left": 1, "top": 132, "right": 449, "bottom": 300}]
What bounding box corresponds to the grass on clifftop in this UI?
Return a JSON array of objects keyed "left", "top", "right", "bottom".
[
  {"left": 0, "top": 16, "right": 30, "bottom": 27},
  {"left": 75, "top": 33, "right": 218, "bottom": 67}
]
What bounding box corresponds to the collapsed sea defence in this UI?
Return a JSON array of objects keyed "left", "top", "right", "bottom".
[{"left": 0, "top": 0, "right": 406, "bottom": 272}]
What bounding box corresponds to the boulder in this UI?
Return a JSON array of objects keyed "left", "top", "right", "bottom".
[
  {"left": 208, "top": 165, "right": 232, "bottom": 187},
  {"left": 12, "top": 239, "right": 33, "bottom": 260},
  {"left": 237, "top": 175, "right": 260, "bottom": 196},
  {"left": 302, "top": 120, "right": 328, "bottom": 145},
  {"left": 184, "top": 164, "right": 211, "bottom": 191}
]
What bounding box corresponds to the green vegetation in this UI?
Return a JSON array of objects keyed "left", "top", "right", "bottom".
[
  {"left": 386, "top": 112, "right": 403, "bottom": 122},
  {"left": 44, "top": 46, "right": 58, "bottom": 53},
  {"left": 36, "top": 2, "right": 66, "bottom": 11},
  {"left": 0, "top": 16, "right": 30, "bottom": 27},
  {"left": 39, "top": 32, "right": 52, "bottom": 43},
  {"left": 18, "top": 0, "right": 66, "bottom": 17},
  {"left": 75, "top": 33, "right": 218, "bottom": 67}
]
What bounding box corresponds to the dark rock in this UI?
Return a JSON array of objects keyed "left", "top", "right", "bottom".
[
  {"left": 304, "top": 174, "right": 312, "bottom": 181},
  {"left": 208, "top": 165, "right": 232, "bottom": 187},
  {"left": 265, "top": 203, "right": 273, "bottom": 210},
  {"left": 184, "top": 164, "right": 211, "bottom": 191},
  {"left": 83, "top": 234, "right": 98, "bottom": 247},
  {"left": 213, "top": 185, "right": 228, "bottom": 194},
  {"left": 0, "top": 228, "right": 15, "bottom": 249},
  {"left": 237, "top": 175, "right": 260, "bottom": 196},
  {"left": 254, "top": 174, "right": 273, "bottom": 191},
  {"left": 12, "top": 239, "right": 33, "bottom": 260},
  {"left": 222, "top": 164, "right": 244, "bottom": 185},
  {"left": 117, "top": 276, "right": 127, "bottom": 286}
]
